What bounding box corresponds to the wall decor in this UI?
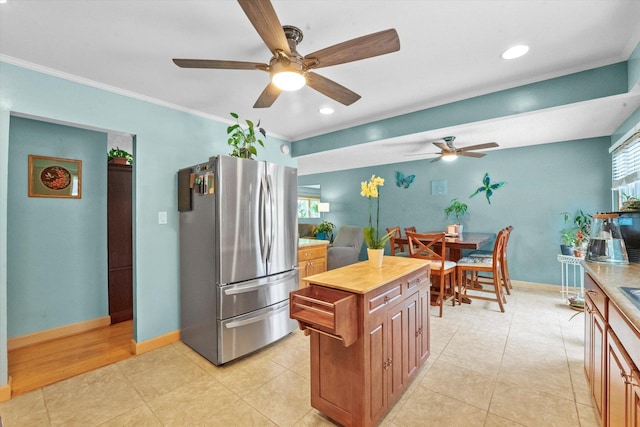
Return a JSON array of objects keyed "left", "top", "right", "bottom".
[
  {"left": 431, "top": 179, "right": 447, "bottom": 195},
  {"left": 395, "top": 171, "right": 415, "bottom": 189},
  {"left": 470, "top": 172, "right": 505, "bottom": 204},
  {"left": 28, "top": 155, "right": 82, "bottom": 198}
]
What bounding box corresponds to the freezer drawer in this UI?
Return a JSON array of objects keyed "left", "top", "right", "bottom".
[
  {"left": 218, "top": 270, "right": 298, "bottom": 319},
  {"left": 217, "top": 300, "right": 297, "bottom": 364}
]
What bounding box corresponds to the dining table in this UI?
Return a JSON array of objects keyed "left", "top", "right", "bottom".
[{"left": 395, "top": 231, "right": 496, "bottom": 261}]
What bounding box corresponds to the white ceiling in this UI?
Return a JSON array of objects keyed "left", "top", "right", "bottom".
[{"left": 2, "top": 0, "right": 640, "bottom": 175}]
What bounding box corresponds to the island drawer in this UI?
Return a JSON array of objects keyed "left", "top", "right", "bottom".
[
  {"left": 367, "top": 281, "right": 403, "bottom": 314},
  {"left": 290, "top": 285, "right": 358, "bottom": 346},
  {"left": 405, "top": 269, "right": 429, "bottom": 294},
  {"left": 585, "top": 273, "right": 607, "bottom": 316},
  {"left": 298, "top": 246, "right": 326, "bottom": 262}
]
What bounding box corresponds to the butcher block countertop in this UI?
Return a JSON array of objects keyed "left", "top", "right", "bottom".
[
  {"left": 582, "top": 261, "right": 640, "bottom": 330},
  {"left": 302, "top": 256, "right": 430, "bottom": 294}
]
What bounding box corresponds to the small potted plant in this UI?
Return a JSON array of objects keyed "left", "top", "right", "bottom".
[
  {"left": 315, "top": 221, "right": 335, "bottom": 241},
  {"left": 227, "top": 112, "right": 266, "bottom": 159},
  {"left": 108, "top": 147, "right": 133, "bottom": 165},
  {"left": 560, "top": 210, "right": 592, "bottom": 256},
  {"left": 444, "top": 198, "right": 468, "bottom": 234}
]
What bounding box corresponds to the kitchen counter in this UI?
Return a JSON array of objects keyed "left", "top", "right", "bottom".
[
  {"left": 581, "top": 261, "right": 640, "bottom": 330},
  {"left": 302, "top": 256, "right": 430, "bottom": 294},
  {"left": 298, "top": 238, "right": 330, "bottom": 248}
]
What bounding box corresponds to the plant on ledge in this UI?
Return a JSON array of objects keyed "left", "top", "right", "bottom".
[
  {"left": 360, "top": 175, "right": 393, "bottom": 249},
  {"left": 107, "top": 147, "right": 133, "bottom": 165},
  {"left": 227, "top": 112, "right": 266, "bottom": 159}
]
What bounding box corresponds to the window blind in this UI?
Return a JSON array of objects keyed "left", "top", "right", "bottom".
[{"left": 612, "top": 130, "right": 640, "bottom": 189}]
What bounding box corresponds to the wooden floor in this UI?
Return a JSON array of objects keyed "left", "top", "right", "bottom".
[{"left": 8, "top": 320, "right": 134, "bottom": 397}]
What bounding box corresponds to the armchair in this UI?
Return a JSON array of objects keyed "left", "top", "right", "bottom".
[{"left": 327, "top": 225, "right": 364, "bottom": 270}]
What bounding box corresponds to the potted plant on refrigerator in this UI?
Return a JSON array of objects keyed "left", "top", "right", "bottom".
[{"left": 227, "top": 112, "right": 266, "bottom": 159}]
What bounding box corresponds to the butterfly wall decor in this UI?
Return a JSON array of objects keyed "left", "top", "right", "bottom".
[
  {"left": 470, "top": 172, "right": 505, "bottom": 204},
  {"left": 395, "top": 171, "right": 415, "bottom": 189}
]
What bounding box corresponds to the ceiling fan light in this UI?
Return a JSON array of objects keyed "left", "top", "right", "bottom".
[
  {"left": 272, "top": 71, "right": 306, "bottom": 91},
  {"left": 442, "top": 153, "right": 458, "bottom": 162}
]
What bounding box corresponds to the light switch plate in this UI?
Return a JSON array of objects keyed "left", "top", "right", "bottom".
[{"left": 158, "top": 211, "right": 168, "bottom": 224}]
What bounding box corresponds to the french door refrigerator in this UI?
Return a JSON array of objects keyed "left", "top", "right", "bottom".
[{"left": 178, "top": 155, "right": 298, "bottom": 365}]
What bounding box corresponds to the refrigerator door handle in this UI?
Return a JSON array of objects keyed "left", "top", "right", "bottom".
[
  {"left": 265, "top": 175, "right": 274, "bottom": 263},
  {"left": 223, "top": 271, "right": 296, "bottom": 295},
  {"left": 224, "top": 304, "right": 289, "bottom": 328},
  {"left": 258, "top": 175, "right": 268, "bottom": 265}
]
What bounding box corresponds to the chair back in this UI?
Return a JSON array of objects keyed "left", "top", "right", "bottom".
[
  {"left": 386, "top": 226, "right": 405, "bottom": 255},
  {"left": 404, "top": 226, "right": 417, "bottom": 235},
  {"left": 332, "top": 225, "right": 364, "bottom": 249},
  {"left": 406, "top": 231, "right": 447, "bottom": 266}
]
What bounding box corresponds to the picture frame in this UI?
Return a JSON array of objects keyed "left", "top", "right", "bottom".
[{"left": 28, "top": 155, "right": 82, "bottom": 199}]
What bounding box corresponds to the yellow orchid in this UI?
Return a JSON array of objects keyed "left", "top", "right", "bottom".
[{"left": 361, "top": 175, "right": 393, "bottom": 249}]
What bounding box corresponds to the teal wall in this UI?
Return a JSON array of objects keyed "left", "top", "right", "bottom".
[
  {"left": 299, "top": 137, "right": 612, "bottom": 285},
  {"left": 0, "top": 61, "right": 294, "bottom": 386},
  {"left": 7, "top": 117, "right": 108, "bottom": 337}
]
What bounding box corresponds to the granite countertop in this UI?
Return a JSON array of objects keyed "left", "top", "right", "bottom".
[
  {"left": 302, "top": 256, "right": 429, "bottom": 294},
  {"left": 582, "top": 261, "right": 640, "bottom": 331},
  {"left": 298, "top": 238, "right": 330, "bottom": 247}
]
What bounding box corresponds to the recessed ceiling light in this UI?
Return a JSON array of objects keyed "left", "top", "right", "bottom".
[
  {"left": 501, "top": 45, "right": 529, "bottom": 60},
  {"left": 319, "top": 107, "right": 334, "bottom": 115}
]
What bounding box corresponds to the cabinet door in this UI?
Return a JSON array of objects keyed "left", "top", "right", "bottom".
[
  {"left": 368, "top": 317, "right": 387, "bottom": 423},
  {"left": 418, "top": 289, "right": 430, "bottom": 365},
  {"left": 632, "top": 372, "right": 640, "bottom": 427},
  {"left": 388, "top": 302, "right": 407, "bottom": 403},
  {"left": 593, "top": 308, "right": 607, "bottom": 422},
  {"left": 308, "top": 259, "right": 326, "bottom": 276},
  {"left": 584, "top": 295, "right": 593, "bottom": 382},
  {"left": 608, "top": 330, "right": 639, "bottom": 427},
  {"left": 297, "top": 261, "right": 308, "bottom": 288}
]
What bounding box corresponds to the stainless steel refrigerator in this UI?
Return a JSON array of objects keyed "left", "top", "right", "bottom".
[{"left": 178, "top": 155, "right": 298, "bottom": 365}]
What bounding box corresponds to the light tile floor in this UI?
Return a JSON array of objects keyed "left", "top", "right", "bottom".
[{"left": 0, "top": 286, "right": 599, "bottom": 426}]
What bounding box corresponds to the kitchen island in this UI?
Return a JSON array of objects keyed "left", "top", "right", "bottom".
[{"left": 290, "top": 256, "right": 430, "bottom": 427}]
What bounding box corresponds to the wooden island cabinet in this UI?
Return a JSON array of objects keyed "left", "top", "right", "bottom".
[{"left": 290, "top": 256, "right": 430, "bottom": 427}]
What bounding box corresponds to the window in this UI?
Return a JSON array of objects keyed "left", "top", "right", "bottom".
[
  {"left": 611, "top": 130, "right": 640, "bottom": 209},
  {"left": 298, "top": 196, "right": 320, "bottom": 218}
]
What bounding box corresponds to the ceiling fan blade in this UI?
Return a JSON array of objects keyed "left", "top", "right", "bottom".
[
  {"left": 458, "top": 142, "right": 499, "bottom": 152},
  {"left": 458, "top": 151, "right": 486, "bottom": 158},
  {"left": 430, "top": 156, "right": 442, "bottom": 163},
  {"left": 173, "top": 59, "right": 267, "bottom": 70},
  {"left": 303, "top": 29, "right": 400, "bottom": 69},
  {"left": 433, "top": 142, "right": 453, "bottom": 152},
  {"left": 306, "top": 72, "right": 361, "bottom": 106},
  {"left": 237, "top": 0, "right": 291, "bottom": 56},
  {"left": 253, "top": 82, "right": 282, "bottom": 108}
]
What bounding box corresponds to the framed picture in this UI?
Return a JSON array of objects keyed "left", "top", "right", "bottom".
[{"left": 28, "top": 155, "right": 82, "bottom": 199}]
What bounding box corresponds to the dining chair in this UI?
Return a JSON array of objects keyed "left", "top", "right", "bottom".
[
  {"left": 404, "top": 226, "right": 416, "bottom": 235},
  {"left": 386, "top": 226, "right": 409, "bottom": 256},
  {"left": 406, "top": 231, "right": 457, "bottom": 317},
  {"left": 456, "top": 228, "right": 508, "bottom": 312},
  {"left": 469, "top": 226, "right": 513, "bottom": 294}
]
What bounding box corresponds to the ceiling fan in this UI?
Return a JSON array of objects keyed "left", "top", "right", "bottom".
[
  {"left": 172, "top": 0, "right": 400, "bottom": 108},
  {"left": 406, "top": 136, "right": 499, "bottom": 162}
]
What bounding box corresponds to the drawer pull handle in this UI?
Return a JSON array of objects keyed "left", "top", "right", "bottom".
[
  {"left": 586, "top": 290, "right": 597, "bottom": 296},
  {"left": 384, "top": 296, "right": 390, "bottom": 304}
]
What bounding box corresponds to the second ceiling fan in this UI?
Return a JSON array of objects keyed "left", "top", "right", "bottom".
[
  {"left": 172, "top": 0, "right": 401, "bottom": 108},
  {"left": 407, "top": 136, "right": 499, "bottom": 162}
]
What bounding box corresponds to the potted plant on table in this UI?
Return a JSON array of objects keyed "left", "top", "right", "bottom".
[
  {"left": 107, "top": 147, "right": 133, "bottom": 165},
  {"left": 361, "top": 175, "right": 393, "bottom": 267},
  {"left": 227, "top": 112, "right": 266, "bottom": 159},
  {"left": 444, "top": 198, "right": 468, "bottom": 235},
  {"left": 315, "top": 221, "right": 335, "bottom": 241}
]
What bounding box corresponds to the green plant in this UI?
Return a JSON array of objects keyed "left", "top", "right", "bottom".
[
  {"left": 227, "top": 112, "right": 266, "bottom": 159},
  {"left": 107, "top": 147, "right": 133, "bottom": 164},
  {"left": 444, "top": 198, "right": 468, "bottom": 224},
  {"left": 620, "top": 193, "right": 640, "bottom": 211},
  {"left": 560, "top": 210, "right": 592, "bottom": 246},
  {"left": 315, "top": 221, "right": 335, "bottom": 234}
]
